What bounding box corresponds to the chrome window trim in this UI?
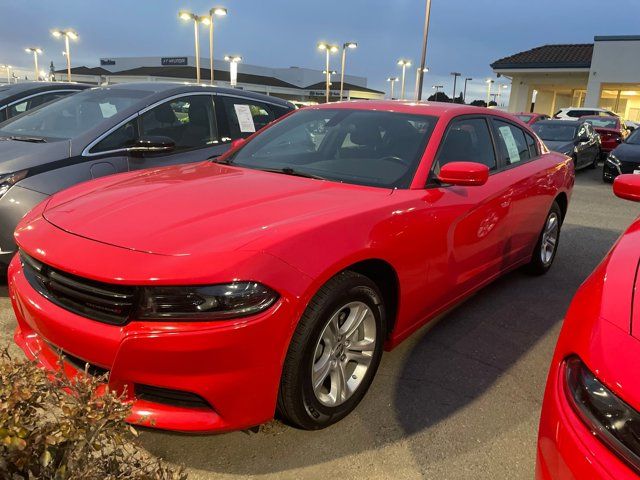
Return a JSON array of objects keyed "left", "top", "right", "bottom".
[
  {"left": 0, "top": 89, "right": 82, "bottom": 111},
  {"left": 83, "top": 91, "right": 288, "bottom": 157}
]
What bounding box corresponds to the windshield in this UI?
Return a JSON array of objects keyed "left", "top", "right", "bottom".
[
  {"left": 584, "top": 117, "right": 618, "bottom": 129},
  {"left": 532, "top": 123, "right": 577, "bottom": 142},
  {"left": 227, "top": 109, "right": 437, "bottom": 188},
  {"left": 515, "top": 114, "right": 533, "bottom": 123},
  {"left": 627, "top": 129, "right": 640, "bottom": 145},
  {"left": 0, "top": 88, "right": 153, "bottom": 140}
]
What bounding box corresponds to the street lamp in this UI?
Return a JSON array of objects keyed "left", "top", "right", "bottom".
[
  {"left": 339, "top": 42, "right": 357, "bottom": 101},
  {"left": 450, "top": 72, "right": 461, "bottom": 101},
  {"left": 463, "top": 77, "right": 472, "bottom": 103},
  {"left": 179, "top": 11, "right": 210, "bottom": 84},
  {"left": 318, "top": 42, "right": 339, "bottom": 103},
  {"left": 25, "top": 47, "right": 43, "bottom": 81},
  {"left": 485, "top": 78, "right": 495, "bottom": 106},
  {"left": 204, "top": 6, "right": 227, "bottom": 84},
  {"left": 397, "top": 59, "right": 411, "bottom": 100},
  {"left": 224, "top": 54, "right": 242, "bottom": 87},
  {"left": 414, "top": 67, "right": 429, "bottom": 101},
  {"left": 387, "top": 76, "right": 398, "bottom": 100},
  {"left": 51, "top": 29, "right": 78, "bottom": 82},
  {"left": 497, "top": 84, "right": 509, "bottom": 106},
  {"left": 0, "top": 65, "right": 11, "bottom": 84}
]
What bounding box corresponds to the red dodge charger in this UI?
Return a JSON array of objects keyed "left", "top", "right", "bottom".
[
  {"left": 9, "top": 102, "right": 573, "bottom": 432},
  {"left": 537, "top": 174, "right": 640, "bottom": 479}
]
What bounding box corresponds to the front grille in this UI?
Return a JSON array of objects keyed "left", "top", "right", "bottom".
[
  {"left": 20, "top": 251, "right": 137, "bottom": 325},
  {"left": 134, "top": 384, "right": 212, "bottom": 409}
]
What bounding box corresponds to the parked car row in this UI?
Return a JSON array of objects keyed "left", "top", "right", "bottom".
[{"left": 2, "top": 84, "right": 640, "bottom": 480}]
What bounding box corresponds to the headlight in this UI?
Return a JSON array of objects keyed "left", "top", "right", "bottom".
[
  {"left": 564, "top": 356, "right": 640, "bottom": 474},
  {"left": 606, "top": 153, "right": 621, "bottom": 167},
  {"left": 137, "top": 282, "right": 279, "bottom": 320},
  {"left": 0, "top": 170, "right": 28, "bottom": 199}
]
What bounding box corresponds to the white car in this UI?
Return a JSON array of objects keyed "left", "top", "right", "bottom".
[{"left": 553, "top": 107, "right": 618, "bottom": 120}]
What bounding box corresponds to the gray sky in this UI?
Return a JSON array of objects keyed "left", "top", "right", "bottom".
[{"left": 1, "top": 0, "right": 640, "bottom": 101}]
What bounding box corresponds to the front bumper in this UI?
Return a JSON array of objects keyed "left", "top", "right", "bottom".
[
  {"left": 8, "top": 255, "right": 296, "bottom": 433},
  {"left": 0, "top": 185, "right": 49, "bottom": 267},
  {"left": 536, "top": 358, "right": 637, "bottom": 480}
]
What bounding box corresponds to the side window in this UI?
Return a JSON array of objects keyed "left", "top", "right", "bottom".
[
  {"left": 37, "top": 91, "right": 73, "bottom": 106},
  {"left": 435, "top": 118, "right": 496, "bottom": 172},
  {"left": 222, "top": 97, "right": 275, "bottom": 139},
  {"left": 577, "top": 123, "right": 588, "bottom": 139},
  {"left": 90, "top": 120, "right": 138, "bottom": 153},
  {"left": 139, "top": 95, "right": 218, "bottom": 150},
  {"left": 7, "top": 100, "right": 29, "bottom": 118},
  {"left": 525, "top": 131, "right": 538, "bottom": 158},
  {"left": 493, "top": 120, "right": 531, "bottom": 165}
]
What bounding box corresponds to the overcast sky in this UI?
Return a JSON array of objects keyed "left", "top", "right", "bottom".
[{"left": 1, "top": 0, "right": 640, "bottom": 101}]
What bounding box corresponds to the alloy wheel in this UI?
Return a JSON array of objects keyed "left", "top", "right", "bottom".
[{"left": 540, "top": 212, "right": 559, "bottom": 265}]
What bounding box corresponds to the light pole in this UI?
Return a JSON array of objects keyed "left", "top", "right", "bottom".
[
  {"left": 179, "top": 11, "right": 209, "bottom": 83},
  {"left": 416, "top": 0, "right": 433, "bottom": 101},
  {"left": 397, "top": 59, "right": 411, "bottom": 100},
  {"left": 25, "top": 48, "right": 43, "bottom": 81},
  {"left": 497, "top": 84, "right": 509, "bottom": 106},
  {"left": 463, "top": 77, "right": 472, "bottom": 103},
  {"left": 224, "top": 55, "right": 242, "bottom": 87},
  {"left": 414, "top": 67, "right": 429, "bottom": 101},
  {"left": 450, "top": 72, "right": 461, "bottom": 101},
  {"left": 318, "top": 42, "right": 339, "bottom": 103},
  {"left": 0, "top": 65, "right": 11, "bottom": 84},
  {"left": 204, "top": 7, "right": 227, "bottom": 84},
  {"left": 339, "top": 42, "right": 357, "bottom": 101},
  {"left": 387, "top": 77, "right": 398, "bottom": 99},
  {"left": 485, "top": 79, "right": 495, "bottom": 106},
  {"left": 51, "top": 29, "right": 77, "bottom": 82}
]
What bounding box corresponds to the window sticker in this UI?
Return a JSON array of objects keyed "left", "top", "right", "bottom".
[
  {"left": 499, "top": 125, "right": 520, "bottom": 163},
  {"left": 234, "top": 104, "right": 256, "bottom": 133}
]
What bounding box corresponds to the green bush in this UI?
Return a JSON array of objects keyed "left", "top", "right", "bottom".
[{"left": 0, "top": 349, "right": 187, "bottom": 480}]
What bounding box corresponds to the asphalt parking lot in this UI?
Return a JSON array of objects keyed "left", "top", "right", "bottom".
[{"left": 1, "top": 166, "right": 638, "bottom": 480}]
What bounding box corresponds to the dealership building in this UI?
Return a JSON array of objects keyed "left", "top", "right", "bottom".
[
  {"left": 492, "top": 35, "right": 640, "bottom": 121},
  {"left": 53, "top": 56, "right": 384, "bottom": 103}
]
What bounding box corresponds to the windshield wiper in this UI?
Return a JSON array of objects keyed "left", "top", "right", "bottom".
[
  {"left": 259, "top": 167, "right": 327, "bottom": 180},
  {"left": 8, "top": 135, "right": 47, "bottom": 143}
]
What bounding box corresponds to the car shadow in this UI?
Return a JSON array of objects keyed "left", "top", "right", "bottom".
[{"left": 138, "top": 222, "right": 621, "bottom": 477}]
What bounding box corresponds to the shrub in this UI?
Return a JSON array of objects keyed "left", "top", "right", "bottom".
[{"left": 0, "top": 349, "right": 187, "bottom": 480}]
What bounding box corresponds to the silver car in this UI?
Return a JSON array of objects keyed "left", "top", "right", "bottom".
[{"left": 0, "top": 82, "right": 294, "bottom": 270}]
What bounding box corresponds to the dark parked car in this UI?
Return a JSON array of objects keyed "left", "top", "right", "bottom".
[
  {"left": 603, "top": 128, "right": 640, "bottom": 183},
  {"left": 0, "top": 82, "right": 90, "bottom": 122},
  {"left": 532, "top": 119, "right": 600, "bottom": 170},
  {"left": 0, "top": 82, "right": 294, "bottom": 270},
  {"left": 581, "top": 115, "right": 628, "bottom": 157}
]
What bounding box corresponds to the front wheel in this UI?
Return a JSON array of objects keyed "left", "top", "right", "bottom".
[
  {"left": 525, "top": 201, "right": 562, "bottom": 276},
  {"left": 277, "top": 271, "right": 386, "bottom": 430}
]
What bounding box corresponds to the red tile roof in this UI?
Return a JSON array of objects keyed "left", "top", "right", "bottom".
[{"left": 491, "top": 44, "right": 593, "bottom": 70}]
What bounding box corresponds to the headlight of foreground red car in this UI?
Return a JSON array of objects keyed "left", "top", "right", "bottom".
[
  {"left": 10, "top": 102, "right": 574, "bottom": 433},
  {"left": 537, "top": 174, "right": 640, "bottom": 480}
]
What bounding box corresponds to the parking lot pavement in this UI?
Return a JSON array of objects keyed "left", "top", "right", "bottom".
[{"left": 1, "top": 167, "right": 638, "bottom": 479}]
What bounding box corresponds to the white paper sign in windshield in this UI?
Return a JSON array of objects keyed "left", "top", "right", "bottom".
[
  {"left": 234, "top": 104, "right": 256, "bottom": 133},
  {"left": 498, "top": 126, "right": 521, "bottom": 163}
]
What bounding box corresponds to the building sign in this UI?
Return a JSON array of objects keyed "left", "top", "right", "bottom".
[
  {"left": 100, "top": 59, "right": 116, "bottom": 66},
  {"left": 161, "top": 57, "right": 188, "bottom": 66},
  {"left": 309, "top": 90, "right": 340, "bottom": 97}
]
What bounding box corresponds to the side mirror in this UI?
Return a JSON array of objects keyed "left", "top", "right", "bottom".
[
  {"left": 230, "top": 138, "right": 246, "bottom": 150},
  {"left": 128, "top": 136, "right": 175, "bottom": 154},
  {"left": 613, "top": 174, "right": 640, "bottom": 202},
  {"left": 437, "top": 161, "right": 489, "bottom": 187}
]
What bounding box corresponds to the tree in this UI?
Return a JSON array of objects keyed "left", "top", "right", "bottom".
[
  {"left": 470, "top": 100, "right": 487, "bottom": 107},
  {"left": 427, "top": 91, "right": 451, "bottom": 103},
  {"left": 488, "top": 100, "right": 498, "bottom": 107},
  {"left": 453, "top": 93, "right": 465, "bottom": 104}
]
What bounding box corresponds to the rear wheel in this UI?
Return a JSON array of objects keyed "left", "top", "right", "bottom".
[
  {"left": 525, "top": 201, "right": 562, "bottom": 275},
  {"left": 277, "top": 271, "right": 386, "bottom": 430}
]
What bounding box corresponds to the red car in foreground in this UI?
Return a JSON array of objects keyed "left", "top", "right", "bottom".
[
  {"left": 582, "top": 115, "right": 628, "bottom": 156},
  {"left": 537, "top": 174, "right": 640, "bottom": 479},
  {"left": 9, "top": 102, "right": 573, "bottom": 433},
  {"left": 515, "top": 112, "right": 550, "bottom": 125}
]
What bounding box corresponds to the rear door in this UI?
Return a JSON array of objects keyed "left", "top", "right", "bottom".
[{"left": 489, "top": 117, "right": 556, "bottom": 264}]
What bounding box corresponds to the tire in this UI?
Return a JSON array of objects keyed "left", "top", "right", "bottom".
[
  {"left": 277, "top": 270, "right": 386, "bottom": 430},
  {"left": 525, "top": 201, "right": 562, "bottom": 276},
  {"left": 602, "top": 167, "right": 614, "bottom": 184}
]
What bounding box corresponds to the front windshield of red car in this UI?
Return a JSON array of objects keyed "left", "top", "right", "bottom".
[{"left": 227, "top": 108, "right": 437, "bottom": 189}]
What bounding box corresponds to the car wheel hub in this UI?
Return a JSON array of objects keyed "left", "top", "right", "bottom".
[
  {"left": 541, "top": 212, "right": 559, "bottom": 265},
  {"left": 312, "top": 301, "right": 376, "bottom": 407}
]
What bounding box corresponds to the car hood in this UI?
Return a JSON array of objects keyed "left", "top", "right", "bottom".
[
  {"left": 612, "top": 142, "right": 640, "bottom": 163},
  {"left": 42, "top": 162, "right": 391, "bottom": 256},
  {"left": 0, "top": 137, "right": 70, "bottom": 174},
  {"left": 543, "top": 140, "right": 574, "bottom": 154}
]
